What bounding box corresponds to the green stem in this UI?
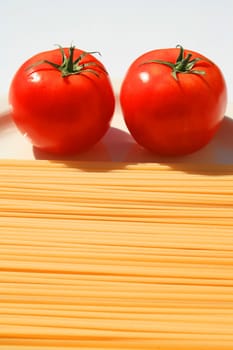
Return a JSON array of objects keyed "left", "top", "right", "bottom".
[
  {"left": 141, "top": 45, "right": 206, "bottom": 80},
  {"left": 27, "top": 45, "right": 106, "bottom": 78}
]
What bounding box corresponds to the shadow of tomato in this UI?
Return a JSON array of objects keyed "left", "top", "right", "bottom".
[
  {"left": 33, "top": 126, "right": 133, "bottom": 171},
  {"left": 0, "top": 111, "right": 14, "bottom": 132},
  {"left": 123, "top": 116, "right": 233, "bottom": 175}
]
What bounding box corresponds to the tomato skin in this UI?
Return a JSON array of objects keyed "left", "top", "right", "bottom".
[
  {"left": 120, "top": 47, "right": 227, "bottom": 156},
  {"left": 9, "top": 48, "right": 115, "bottom": 155}
]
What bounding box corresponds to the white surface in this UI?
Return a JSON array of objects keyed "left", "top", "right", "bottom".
[
  {"left": 1, "top": 0, "right": 233, "bottom": 101},
  {"left": 0, "top": 94, "right": 233, "bottom": 163}
]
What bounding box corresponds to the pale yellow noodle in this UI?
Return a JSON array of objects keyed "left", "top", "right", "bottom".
[{"left": 0, "top": 160, "right": 233, "bottom": 349}]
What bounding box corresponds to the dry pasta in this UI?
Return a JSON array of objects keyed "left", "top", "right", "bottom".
[{"left": 0, "top": 160, "right": 233, "bottom": 349}]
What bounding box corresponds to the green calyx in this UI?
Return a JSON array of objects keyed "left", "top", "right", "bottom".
[
  {"left": 28, "top": 45, "right": 107, "bottom": 78},
  {"left": 142, "top": 45, "right": 206, "bottom": 80}
]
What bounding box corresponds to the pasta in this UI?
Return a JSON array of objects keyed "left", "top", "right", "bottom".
[{"left": 0, "top": 160, "right": 233, "bottom": 349}]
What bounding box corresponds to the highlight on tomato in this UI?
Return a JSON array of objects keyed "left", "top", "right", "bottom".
[
  {"left": 120, "top": 45, "right": 227, "bottom": 156},
  {"left": 9, "top": 45, "right": 115, "bottom": 155}
]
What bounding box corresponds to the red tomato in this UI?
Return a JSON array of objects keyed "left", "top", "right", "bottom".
[
  {"left": 120, "top": 45, "right": 227, "bottom": 156},
  {"left": 9, "top": 45, "right": 115, "bottom": 155}
]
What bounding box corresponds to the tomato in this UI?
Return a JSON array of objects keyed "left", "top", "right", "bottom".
[
  {"left": 9, "top": 45, "right": 115, "bottom": 155},
  {"left": 120, "top": 45, "right": 227, "bottom": 156}
]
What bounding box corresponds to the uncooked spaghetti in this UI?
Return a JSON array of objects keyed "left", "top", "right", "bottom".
[{"left": 0, "top": 160, "right": 233, "bottom": 349}]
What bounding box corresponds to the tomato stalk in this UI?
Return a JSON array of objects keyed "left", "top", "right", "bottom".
[
  {"left": 28, "top": 45, "right": 107, "bottom": 78},
  {"left": 141, "top": 45, "right": 206, "bottom": 80}
]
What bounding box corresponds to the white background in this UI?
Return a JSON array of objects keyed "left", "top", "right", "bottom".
[
  {"left": 1, "top": 0, "right": 233, "bottom": 101},
  {"left": 0, "top": 0, "right": 232, "bottom": 163}
]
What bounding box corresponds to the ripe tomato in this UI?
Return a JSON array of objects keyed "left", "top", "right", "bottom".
[
  {"left": 9, "top": 45, "right": 115, "bottom": 155},
  {"left": 120, "top": 45, "right": 227, "bottom": 156}
]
